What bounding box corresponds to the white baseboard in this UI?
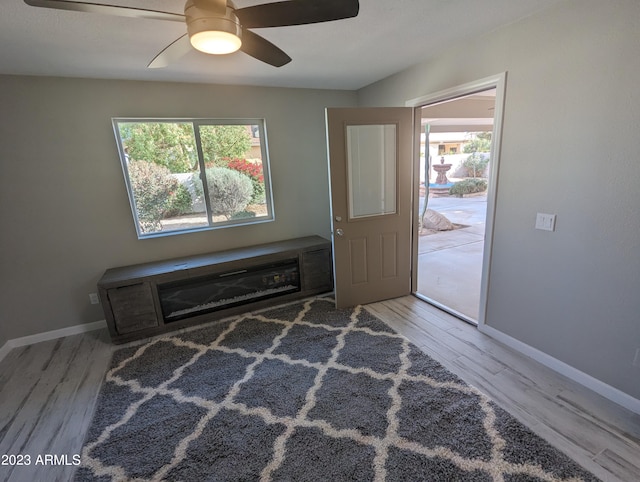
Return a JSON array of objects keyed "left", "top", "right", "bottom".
[
  {"left": 0, "top": 342, "right": 14, "bottom": 364},
  {"left": 479, "top": 323, "right": 640, "bottom": 415},
  {"left": 0, "top": 320, "right": 107, "bottom": 363}
]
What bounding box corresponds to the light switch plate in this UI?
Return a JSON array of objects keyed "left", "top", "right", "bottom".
[{"left": 535, "top": 213, "right": 556, "bottom": 231}]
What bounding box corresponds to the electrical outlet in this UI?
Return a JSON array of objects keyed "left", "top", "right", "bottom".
[
  {"left": 535, "top": 213, "right": 556, "bottom": 231},
  {"left": 89, "top": 293, "right": 100, "bottom": 305}
]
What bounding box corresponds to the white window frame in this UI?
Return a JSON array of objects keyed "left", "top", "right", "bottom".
[{"left": 112, "top": 117, "right": 275, "bottom": 239}]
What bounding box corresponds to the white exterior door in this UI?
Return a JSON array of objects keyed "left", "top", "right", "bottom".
[{"left": 326, "top": 107, "right": 414, "bottom": 308}]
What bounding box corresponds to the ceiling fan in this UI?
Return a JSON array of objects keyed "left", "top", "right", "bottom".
[{"left": 23, "top": 0, "right": 360, "bottom": 67}]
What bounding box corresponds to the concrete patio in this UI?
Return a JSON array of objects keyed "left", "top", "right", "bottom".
[{"left": 416, "top": 193, "right": 487, "bottom": 322}]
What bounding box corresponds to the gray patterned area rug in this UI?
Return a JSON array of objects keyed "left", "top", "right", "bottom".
[{"left": 76, "top": 297, "right": 599, "bottom": 481}]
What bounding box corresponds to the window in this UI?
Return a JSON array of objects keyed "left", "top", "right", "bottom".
[{"left": 113, "top": 118, "right": 274, "bottom": 238}]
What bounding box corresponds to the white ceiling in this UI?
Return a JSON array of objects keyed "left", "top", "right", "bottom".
[{"left": 0, "top": 0, "right": 564, "bottom": 90}]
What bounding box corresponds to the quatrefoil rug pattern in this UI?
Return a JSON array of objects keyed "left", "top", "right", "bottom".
[{"left": 75, "top": 297, "right": 598, "bottom": 481}]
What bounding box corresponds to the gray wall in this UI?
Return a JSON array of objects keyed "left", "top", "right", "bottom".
[
  {"left": 0, "top": 75, "right": 356, "bottom": 344},
  {"left": 357, "top": 0, "right": 640, "bottom": 400},
  {"left": 1, "top": 0, "right": 638, "bottom": 403}
]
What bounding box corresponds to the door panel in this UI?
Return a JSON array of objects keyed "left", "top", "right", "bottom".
[
  {"left": 326, "top": 107, "right": 413, "bottom": 308},
  {"left": 349, "top": 237, "right": 368, "bottom": 284},
  {"left": 381, "top": 233, "right": 398, "bottom": 278}
]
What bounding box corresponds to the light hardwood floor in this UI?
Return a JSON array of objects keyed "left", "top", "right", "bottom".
[
  {"left": 367, "top": 297, "right": 640, "bottom": 482},
  {"left": 1, "top": 296, "right": 638, "bottom": 481}
]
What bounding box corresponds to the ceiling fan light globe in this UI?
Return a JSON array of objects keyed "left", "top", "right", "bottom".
[
  {"left": 190, "top": 31, "right": 242, "bottom": 54},
  {"left": 185, "top": 2, "right": 243, "bottom": 56}
]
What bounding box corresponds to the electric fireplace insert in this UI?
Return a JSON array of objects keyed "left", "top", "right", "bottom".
[{"left": 158, "top": 258, "right": 301, "bottom": 323}]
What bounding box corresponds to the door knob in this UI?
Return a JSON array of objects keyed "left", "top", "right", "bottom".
[{"left": 335, "top": 228, "right": 344, "bottom": 236}]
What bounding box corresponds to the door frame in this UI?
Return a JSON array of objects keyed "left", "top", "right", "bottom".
[{"left": 405, "top": 72, "right": 507, "bottom": 326}]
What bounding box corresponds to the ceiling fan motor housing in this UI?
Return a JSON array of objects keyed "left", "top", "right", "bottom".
[{"left": 184, "top": 0, "right": 242, "bottom": 54}]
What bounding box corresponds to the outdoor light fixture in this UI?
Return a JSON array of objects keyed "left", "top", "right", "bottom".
[{"left": 186, "top": 1, "right": 242, "bottom": 55}]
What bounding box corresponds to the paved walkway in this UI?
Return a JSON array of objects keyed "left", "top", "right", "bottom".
[{"left": 416, "top": 194, "right": 487, "bottom": 321}]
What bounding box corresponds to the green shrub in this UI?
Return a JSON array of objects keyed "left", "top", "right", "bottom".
[
  {"left": 225, "top": 158, "right": 266, "bottom": 204},
  {"left": 449, "top": 178, "right": 488, "bottom": 197},
  {"left": 248, "top": 178, "right": 266, "bottom": 204},
  {"left": 127, "top": 160, "right": 177, "bottom": 233},
  {"left": 462, "top": 153, "right": 489, "bottom": 178},
  {"left": 205, "top": 167, "right": 253, "bottom": 219},
  {"left": 163, "top": 183, "right": 193, "bottom": 217},
  {"left": 230, "top": 210, "right": 257, "bottom": 220}
]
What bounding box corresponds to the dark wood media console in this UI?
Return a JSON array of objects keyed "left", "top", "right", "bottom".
[{"left": 98, "top": 236, "right": 333, "bottom": 343}]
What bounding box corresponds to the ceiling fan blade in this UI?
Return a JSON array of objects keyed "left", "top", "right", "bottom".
[
  {"left": 240, "top": 29, "right": 291, "bottom": 67},
  {"left": 148, "top": 34, "right": 192, "bottom": 69},
  {"left": 234, "top": 0, "right": 359, "bottom": 29},
  {"left": 23, "top": 0, "right": 184, "bottom": 23}
]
